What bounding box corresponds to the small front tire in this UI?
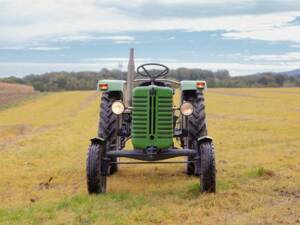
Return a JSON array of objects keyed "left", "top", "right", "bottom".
[
  {"left": 86, "top": 143, "right": 107, "bottom": 194},
  {"left": 199, "top": 141, "right": 216, "bottom": 193}
]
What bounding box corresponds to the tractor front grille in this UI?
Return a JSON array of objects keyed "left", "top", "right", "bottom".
[
  {"left": 132, "top": 85, "right": 173, "bottom": 149},
  {"left": 132, "top": 95, "right": 148, "bottom": 139},
  {"left": 156, "top": 96, "right": 173, "bottom": 139}
]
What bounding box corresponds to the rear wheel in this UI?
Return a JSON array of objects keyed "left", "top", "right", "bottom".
[
  {"left": 199, "top": 141, "right": 216, "bottom": 193},
  {"left": 98, "top": 92, "right": 125, "bottom": 175},
  {"left": 182, "top": 90, "right": 207, "bottom": 176},
  {"left": 86, "top": 142, "right": 106, "bottom": 194}
]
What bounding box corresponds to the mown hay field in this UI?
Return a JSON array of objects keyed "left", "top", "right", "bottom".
[
  {"left": 0, "top": 88, "right": 299, "bottom": 225},
  {"left": 0, "top": 82, "right": 34, "bottom": 93},
  {"left": 0, "top": 82, "right": 37, "bottom": 110}
]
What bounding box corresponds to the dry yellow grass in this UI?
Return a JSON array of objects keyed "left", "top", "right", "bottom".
[{"left": 0, "top": 88, "right": 299, "bottom": 225}]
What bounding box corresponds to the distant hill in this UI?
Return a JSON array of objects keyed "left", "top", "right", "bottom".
[{"left": 278, "top": 69, "right": 300, "bottom": 77}]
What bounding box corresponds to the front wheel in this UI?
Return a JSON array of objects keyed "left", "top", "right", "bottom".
[
  {"left": 199, "top": 141, "right": 216, "bottom": 193},
  {"left": 86, "top": 143, "right": 107, "bottom": 194},
  {"left": 182, "top": 90, "right": 207, "bottom": 176}
]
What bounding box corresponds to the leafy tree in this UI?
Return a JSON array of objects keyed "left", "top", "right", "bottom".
[{"left": 1, "top": 68, "right": 299, "bottom": 91}]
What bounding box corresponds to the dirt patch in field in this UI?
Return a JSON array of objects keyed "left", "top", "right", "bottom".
[{"left": 277, "top": 190, "right": 300, "bottom": 199}]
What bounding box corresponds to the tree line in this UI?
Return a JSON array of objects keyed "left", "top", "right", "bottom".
[{"left": 1, "top": 68, "right": 299, "bottom": 92}]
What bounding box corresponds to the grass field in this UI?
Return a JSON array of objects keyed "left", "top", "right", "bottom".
[{"left": 0, "top": 88, "right": 299, "bottom": 225}]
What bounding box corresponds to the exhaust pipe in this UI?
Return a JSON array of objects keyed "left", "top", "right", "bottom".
[{"left": 127, "top": 48, "right": 135, "bottom": 107}]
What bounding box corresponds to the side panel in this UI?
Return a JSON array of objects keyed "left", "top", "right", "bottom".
[
  {"left": 97, "top": 80, "right": 126, "bottom": 92},
  {"left": 132, "top": 85, "right": 173, "bottom": 149},
  {"left": 180, "top": 80, "right": 206, "bottom": 91}
]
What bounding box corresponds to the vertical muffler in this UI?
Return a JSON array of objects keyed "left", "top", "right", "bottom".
[{"left": 127, "top": 48, "right": 135, "bottom": 107}]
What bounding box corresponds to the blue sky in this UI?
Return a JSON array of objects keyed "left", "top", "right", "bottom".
[{"left": 0, "top": 0, "right": 300, "bottom": 77}]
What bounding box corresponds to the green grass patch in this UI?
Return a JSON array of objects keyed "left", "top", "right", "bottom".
[
  {"left": 217, "top": 179, "right": 234, "bottom": 191},
  {"left": 0, "top": 193, "right": 148, "bottom": 225},
  {"left": 245, "top": 166, "right": 275, "bottom": 178}
]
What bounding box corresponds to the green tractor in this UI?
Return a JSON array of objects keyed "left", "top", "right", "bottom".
[{"left": 86, "top": 49, "right": 216, "bottom": 194}]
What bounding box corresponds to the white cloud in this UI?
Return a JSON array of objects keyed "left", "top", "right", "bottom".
[
  {"left": 245, "top": 52, "right": 300, "bottom": 61},
  {"left": 83, "top": 57, "right": 153, "bottom": 62},
  {"left": 290, "top": 44, "right": 300, "bottom": 48},
  {"left": 83, "top": 57, "right": 180, "bottom": 63},
  {"left": 1, "top": 61, "right": 300, "bottom": 77},
  {"left": 1, "top": 0, "right": 300, "bottom": 77},
  {"left": 101, "top": 36, "right": 135, "bottom": 44},
  {"left": 167, "top": 62, "right": 300, "bottom": 75},
  {"left": 0, "top": 46, "right": 25, "bottom": 50},
  {"left": 58, "top": 35, "right": 135, "bottom": 43},
  {"left": 0, "top": 46, "right": 63, "bottom": 51},
  {"left": 28, "top": 47, "right": 63, "bottom": 51},
  {"left": 0, "top": 0, "right": 300, "bottom": 44},
  {"left": 96, "top": 0, "right": 288, "bottom": 6},
  {"left": 223, "top": 25, "right": 300, "bottom": 43}
]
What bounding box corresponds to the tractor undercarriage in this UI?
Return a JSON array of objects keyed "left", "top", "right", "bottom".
[{"left": 91, "top": 136, "right": 212, "bottom": 164}]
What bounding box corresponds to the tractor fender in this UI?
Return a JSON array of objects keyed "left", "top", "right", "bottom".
[
  {"left": 197, "top": 136, "right": 213, "bottom": 144},
  {"left": 180, "top": 80, "right": 206, "bottom": 91},
  {"left": 97, "top": 80, "right": 126, "bottom": 92},
  {"left": 90, "top": 137, "right": 106, "bottom": 146}
]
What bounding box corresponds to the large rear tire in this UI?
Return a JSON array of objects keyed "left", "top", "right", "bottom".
[
  {"left": 86, "top": 142, "right": 106, "bottom": 194},
  {"left": 182, "top": 90, "right": 207, "bottom": 176},
  {"left": 98, "top": 92, "right": 125, "bottom": 175},
  {"left": 199, "top": 141, "right": 216, "bottom": 193}
]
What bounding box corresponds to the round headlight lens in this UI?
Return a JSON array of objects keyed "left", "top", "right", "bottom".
[
  {"left": 180, "top": 102, "right": 193, "bottom": 116},
  {"left": 111, "top": 101, "right": 125, "bottom": 115}
]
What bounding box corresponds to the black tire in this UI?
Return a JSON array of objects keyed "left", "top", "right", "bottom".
[
  {"left": 86, "top": 143, "right": 106, "bottom": 194},
  {"left": 182, "top": 90, "right": 207, "bottom": 176},
  {"left": 98, "top": 92, "right": 125, "bottom": 175},
  {"left": 199, "top": 141, "right": 216, "bottom": 193}
]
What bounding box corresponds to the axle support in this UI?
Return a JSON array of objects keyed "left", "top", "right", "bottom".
[{"left": 106, "top": 149, "right": 198, "bottom": 161}]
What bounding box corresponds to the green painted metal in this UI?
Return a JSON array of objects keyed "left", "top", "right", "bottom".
[
  {"left": 180, "top": 80, "right": 205, "bottom": 91},
  {"left": 132, "top": 85, "right": 173, "bottom": 149},
  {"left": 97, "top": 80, "right": 126, "bottom": 92}
]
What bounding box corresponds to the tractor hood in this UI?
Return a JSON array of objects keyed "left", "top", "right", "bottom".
[{"left": 131, "top": 85, "right": 173, "bottom": 150}]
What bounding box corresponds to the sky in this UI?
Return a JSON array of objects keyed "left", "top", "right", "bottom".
[{"left": 0, "top": 0, "right": 300, "bottom": 77}]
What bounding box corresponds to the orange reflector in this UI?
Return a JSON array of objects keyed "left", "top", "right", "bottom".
[
  {"left": 99, "top": 83, "right": 108, "bottom": 90},
  {"left": 196, "top": 81, "right": 205, "bottom": 89}
]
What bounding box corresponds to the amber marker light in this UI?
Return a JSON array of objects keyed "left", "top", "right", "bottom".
[
  {"left": 99, "top": 83, "right": 108, "bottom": 90},
  {"left": 196, "top": 81, "right": 206, "bottom": 89}
]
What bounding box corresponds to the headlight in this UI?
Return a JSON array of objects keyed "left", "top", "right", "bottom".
[
  {"left": 111, "top": 101, "right": 125, "bottom": 115},
  {"left": 180, "top": 102, "right": 193, "bottom": 116}
]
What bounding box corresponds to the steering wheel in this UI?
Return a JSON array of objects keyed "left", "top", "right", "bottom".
[{"left": 137, "top": 63, "right": 169, "bottom": 80}]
